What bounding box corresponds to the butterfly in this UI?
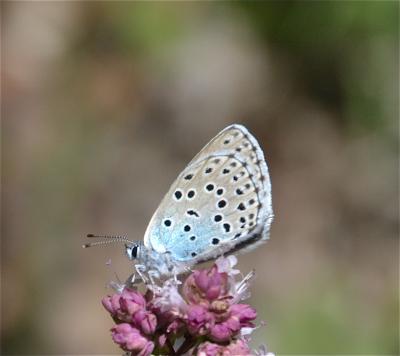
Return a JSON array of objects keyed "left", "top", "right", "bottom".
[{"left": 85, "top": 124, "right": 273, "bottom": 282}]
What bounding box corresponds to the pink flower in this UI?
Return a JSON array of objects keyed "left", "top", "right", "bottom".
[
  {"left": 181, "top": 263, "right": 257, "bottom": 342},
  {"left": 150, "top": 279, "right": 187, "bottom": 315},
  {"left": 149, "top": 280, "right": 188, "bottom": 342},
  {"left": 183, "top": 266, "right": 229, "bottom": 304},
  {"left": 102, "top": 288, "right": 146, "bottom": 322},
  {"left": 102, "top": 288, "right": 158, "bottom": 336},
  {"left": 132, "top": 309, "right": 157, "bottom": 335},
  {"left": 111, "top": 323, "right": 154, "bottom": 356},
  {"left": 209, "top": 323, "right": 236, "bottom": 342},
  {"left": 208, "top": 304, "right": 257, "bottom": 342},
  {"left": 215, "top": 255, "right": 240, "bottom": 277},
  {"left": 197, "top": 339, "right": 252, "bottom": 356},
  {"left": 157, "top": 334, "right": 167, "bottom": 347},
  {"left": 101, "top": 257, "right": 271, "bottom": 355},
  {"left": 225, "top": 338, "right": 253, "bottom": 355},
  {"left": 197, "top": 341, "right": 221, "bottom": 356},
  {"left": 230, "top": 304, "right": 257, "bottom": 327},
  {"left": 187, "top": 304, "right": 214, "bottom": 335},
  {"left": 165, "top": 318, "right": 185, "bottom": 334}
]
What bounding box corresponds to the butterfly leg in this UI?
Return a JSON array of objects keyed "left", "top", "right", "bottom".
[
  {"left": 172, "top": 272, "right": 180, "bottom": 284},
  {"left": 134, "top": 264, "right": 150, "bottom": 284},
  {"left": 124, "top": 272, "right": 141, "bottom": 288},
  {"left": 147, "top": 269, "right": 161, "bottom": 285}
]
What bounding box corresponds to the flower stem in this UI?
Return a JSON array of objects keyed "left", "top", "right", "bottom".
[
  {"left": 176, "top": 334, "right": 197, "bottom": 355},
  {"left": 165, "top": 337, "right": 176, "bottom": 355}
]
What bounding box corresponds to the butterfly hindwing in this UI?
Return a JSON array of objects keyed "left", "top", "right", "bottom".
[{"left": 143, "top": 124, "right": 273, "bottom": 263}]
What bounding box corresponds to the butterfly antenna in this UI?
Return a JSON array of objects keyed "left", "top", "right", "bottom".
[
  {"left": 86, "top": 233, "right": 133, "bottom": 240},
  {"left": 83, "top": 234, "right": 135, "bottom": 248}
]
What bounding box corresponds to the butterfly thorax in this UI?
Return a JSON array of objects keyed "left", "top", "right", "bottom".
[{"left": 125, "top": 242, "right": 188, "bottom": 277}]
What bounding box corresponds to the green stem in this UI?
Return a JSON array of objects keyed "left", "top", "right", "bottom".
[
  {"left": 166, "top": 337, "right": 176, "bottom": 355},
  {"left": 176, "top": 334, "right": 197, "bottom": 355}
]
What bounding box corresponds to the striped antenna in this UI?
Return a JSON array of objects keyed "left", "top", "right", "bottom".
[{"left": 83, "top": 234, "right": 135, "bottom": 248}]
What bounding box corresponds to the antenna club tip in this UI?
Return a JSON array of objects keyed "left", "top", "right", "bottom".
[
  {"left": 87, "top": 234, "right": 94, "bottom": 237},
  {"left": 82, "top": 244, "right": 90, "bottom": 248}
]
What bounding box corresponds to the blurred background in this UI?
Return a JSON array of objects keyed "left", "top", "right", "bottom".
[{"left": 2, "top": 1, "right": 398, "bottom": 355}]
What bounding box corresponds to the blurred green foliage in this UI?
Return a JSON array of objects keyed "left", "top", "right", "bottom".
[
  {"left": 236, "top": 1, "right": 398, "bottom": 133},
  {"left": 259, "top": 282, "right": 398, "bottom": 354},
  {"left": 77, "top": 1, "right": 398, "bottom": 134}
]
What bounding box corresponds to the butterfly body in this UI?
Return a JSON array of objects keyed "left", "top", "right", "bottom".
[
  {"left": 133, "top": 124, "right": 273, "bottom": 276},
  {"left": 125, "top": 242, "right": 185, "bottom": 277}
]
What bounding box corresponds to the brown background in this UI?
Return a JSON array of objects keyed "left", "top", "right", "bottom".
[{"left": 2, "top": 1, "right": 398, "bottom": 355}]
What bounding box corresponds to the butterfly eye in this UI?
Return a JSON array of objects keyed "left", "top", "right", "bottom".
[{"left": 131, "top": 245, "right": 138, "bottom": 258}]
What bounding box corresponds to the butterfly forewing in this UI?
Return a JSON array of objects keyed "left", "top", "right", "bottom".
[{"left": 143, "top": 124, "right": 273, "bottom": 263}]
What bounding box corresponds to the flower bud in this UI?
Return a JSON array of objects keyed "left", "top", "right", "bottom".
[
  {"left": 133, "top": 309, "right": 157, "bottom": 335},
  {"left": 187, "top": 304, "right": 214, "bottom": 336},
  {"left": 111, "top": 323, "right": 154, "bottom": 356}
]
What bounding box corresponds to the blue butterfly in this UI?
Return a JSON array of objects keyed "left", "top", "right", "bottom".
[{"left": 85, "top": 124, "right": 273, "bottom": 282}]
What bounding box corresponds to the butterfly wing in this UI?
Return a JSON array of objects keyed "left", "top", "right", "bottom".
[{"left": 143, "top": 124, "right": 273, "bottom": 264}]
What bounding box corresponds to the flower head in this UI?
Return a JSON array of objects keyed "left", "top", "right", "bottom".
[
  {"left": 183, "top": 265, "right": 229, "bottom": 304},
  {"left": 102, "top": 257, "right": 271, "bottom": 355},
  {"left": 181, "top": 258, "right": 257, "bottom": 342}
]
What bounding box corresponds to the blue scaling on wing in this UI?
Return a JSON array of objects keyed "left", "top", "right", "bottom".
[{"left": 143, "top": 124, "right": 273, "bottom": 265}]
